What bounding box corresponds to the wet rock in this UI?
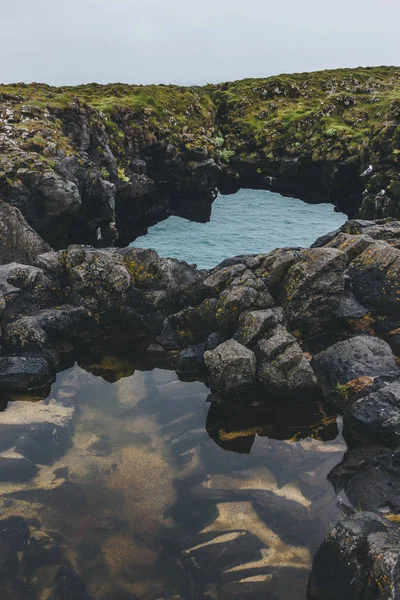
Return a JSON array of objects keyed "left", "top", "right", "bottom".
[
  {"left": 204, "top": 340, "right": 257, "bottom": 398},
  {"left": 256, "top": 326, "right": 319, "bottom": 399},
  {"left": 0, "top": 201, "right": 50, "bottom": 266},
  {"left": 346, "top": 381, "right": 400, "bottom": 446},
  {"left": 312, "top": 335, "right": 399, "bottom": 397},
  {"left": 307, "top": 512, "right": 400, "bottom": 600},
  {"left": 342, "top": 451, "right": 400, "bottom": 514},
  {"left": 282, "top": 248, "right": 346, "bottom": 339},
  {"left": 328, "top": 444, "right": 391, "bottom": 492},
  {"left": 0, "top": 458, "right": 38, "bottom": 483},
  {"left": 174, "top": 344, "right": 205, "bottom": 376},
  {"left": 0, "top": 356, "right": 52, "bottom": 392}
]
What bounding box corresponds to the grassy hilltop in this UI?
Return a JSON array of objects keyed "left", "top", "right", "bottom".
[{"left": 0, "top": 66, "right": 399, "bottom": 244}]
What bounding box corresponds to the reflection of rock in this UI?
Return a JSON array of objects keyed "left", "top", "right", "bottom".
[
  {"left": 205, "top": 400, "right": 339, "bottom": 454},
  {"left": 0, "top": 400, "right": 75, "bottom": 467},
  {"left": 0, "top": 458, "right": 38, "bottom": 483},
  {"left": 5, "top": 481, "right": 87, "bottom": 512}
]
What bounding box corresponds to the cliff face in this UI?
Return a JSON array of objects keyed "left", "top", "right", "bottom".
[{"left": 0, "top": 66, "right": 399, "bottom": 248}]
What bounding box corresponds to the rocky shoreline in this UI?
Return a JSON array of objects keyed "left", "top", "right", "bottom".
[{"left": 2, "top": 198, "right": 400, "bottom": 596}]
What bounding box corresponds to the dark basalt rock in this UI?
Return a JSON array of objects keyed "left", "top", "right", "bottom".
[
  {"left": 0, "top": 357, "right": 52, "bottom": 392},
  {"left": 204, "top": 340, "right": 257, "bottom": 398},
  {"left": 0, "top": 201, "right": 50, "bottom": 266},
  {"left": 307, "top": 512, "right": 400, "bottom": 600},
  {"left": 256, "top": 325, "right": 318, "bottom": 399},
  {"left": 282, "top": 248, "right": 347, "bottom": 339},
  {"left": 312, "top": 335, "right": 399, "bottom": 398},
  {"left": 345, "top": 381, "right": 400, "bottom": 447},
  {"left": 174, "top": 343, "right": 206, "bottom": 376}
]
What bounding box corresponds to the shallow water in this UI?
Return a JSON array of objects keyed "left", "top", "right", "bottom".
[
  {"left": 132, "top": 189, "right": 347, "bottom": 268},
  {"left": 0, "top": 357, "right": 346, "bottom": 599}
]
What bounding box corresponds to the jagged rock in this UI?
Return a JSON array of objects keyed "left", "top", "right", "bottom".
[
  {"left": 254, "top": 248, "right": 301, "bottom": 296},
  {"left": 204, "top": 339, "right": 257, "bottom": 397},
  {"left": 322, "top": 232, "right": 374, "bottom": 262},
  {"left": 328, "top": 444, "right": 392, "bottom": 492},
  {"left": 341, "top": 450, "right": 400, "bottom": 514},
  {"left": 346, "top": 381, "right": 400, "bottom": 446},
  {"left": 0, "top": 356, "right": 52, "bottom": 392},
  {"left": 312, "top": 335, "right": 399, "bottom": 397},
  {"left": 216, "top": 276, "right": 274, "bottom": 334},
  {"left": 234, "top": 308, "right": 282, "bottom": 347},
  {"left": 0, "top": 201, "right": 50, "bottom": 265},
  {"left": 307, "top": 512, "right": 400, "bottom": 600},
  {"left": 282, "top": 248, "right": 347, "bottom": 338},
  {"left": 347, "top": 242, "right": 400, "bottom": 319},
  {"left": 256, "top": 326, "right": 319, "bottom": 398},
  {"left": 157, "top": 299, "right": 217, "bottom": 350}
]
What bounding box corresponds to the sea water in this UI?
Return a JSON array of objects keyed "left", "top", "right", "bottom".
[{"left": 132, "top": 189, "right": 347, "bottom": 268}]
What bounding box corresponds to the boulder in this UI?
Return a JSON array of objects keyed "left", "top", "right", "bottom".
[
  {"left": 234, "top": 308, "right": 282, "bottom": 347},
  {"left": 204, "top": 340, "right": 257, "bottom": 398},
  {"left": 346, "top": 380, "right": 400, "bottom": 446},
  {"left": 347, "top": 242, "right": 400, "bottom": 319},
  {"left": 312, "top": 335, "right": 399, "bottom": 397},
  {"left": 0, "top": 356, "right": 52, "bottom": 392},
  {"left": 216, "top": 277, "right": 274, "bottom": 335},
  {"left": 307, "top": 512, "right": 400, "bottom": 600},
  {"left": 256, "top": 326, "right": 319, "bottom": 399},
  {"left": 157, "top": 299, "right": 217, "bottom": 350},
  {"left": 0, "top": 201, "right": 50, "bottom": 266},
  {"left": 282, "top": 248, "right": 347, "bottom": 339}
]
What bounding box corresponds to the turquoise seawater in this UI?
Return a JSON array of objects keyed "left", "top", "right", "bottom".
[{"left": 132, "top": 189, "right": 347, "bottom": 269}]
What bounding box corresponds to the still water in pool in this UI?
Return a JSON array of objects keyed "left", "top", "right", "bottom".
[{"left": 0, "top": 355, "right": 346, "bottom": 599}]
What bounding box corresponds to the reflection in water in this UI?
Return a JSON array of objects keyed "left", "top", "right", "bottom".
[{"left": 0, "top": 355, "right": 346, "bottom": 600}]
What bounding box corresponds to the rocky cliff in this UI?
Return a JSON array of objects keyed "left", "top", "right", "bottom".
[{"left": 1, "top": 66, "right": 399, "bottom": 248}]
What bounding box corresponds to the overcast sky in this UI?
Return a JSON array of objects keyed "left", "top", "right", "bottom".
[{"left": 1, "top": 0, "right": 399, "bottom": 86}]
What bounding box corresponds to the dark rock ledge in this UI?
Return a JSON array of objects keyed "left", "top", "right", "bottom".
[{"left": 5, "top": 206, "right": 400, "bottom": 596}]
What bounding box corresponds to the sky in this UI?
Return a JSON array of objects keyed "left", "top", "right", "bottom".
[{"left": 1, "top": 0, "right": 399, "bottom": 86}]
